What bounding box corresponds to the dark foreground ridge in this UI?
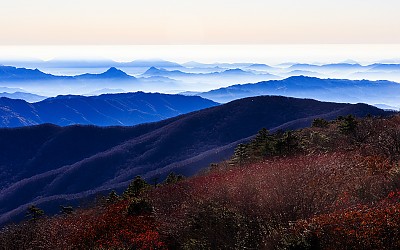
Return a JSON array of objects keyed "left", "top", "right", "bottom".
[
  {"left": 0, "top": 95, "right": 391, "bottom": 224},
  {"left": 2, "top": 112, "right": 400, "bottom": 249}
]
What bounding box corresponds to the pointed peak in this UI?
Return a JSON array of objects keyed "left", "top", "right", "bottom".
[
  {"left": 103, "top": 67, "right": 126, "bottom": 75},
  {"left": 105, "top": 67, "right": 121, "bottom": 73},
  {"left": 99, "top": 67, "right": 133, "bottom": 79},
  {"left": 144, "top": 66, "right": 163, "bottom": 74},
  {"left": 147, "top": 66, "right": 160, "bottom": 71}
]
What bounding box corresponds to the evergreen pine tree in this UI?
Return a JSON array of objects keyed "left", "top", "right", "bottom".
[
  {"left": 164, "top": 172, "right": 184, "bottom": 185},
  {"left": 26, "top": 205, "right": 44, "bottom": 221},
  {"left": 123, "top": 176, "right": 150, "bottom": 199},
  {"left": 106, "top": 190, "right": 120, "bottom": 203},
  {"left": 231, "top": 143, "right": 249, "bottom": 166}
]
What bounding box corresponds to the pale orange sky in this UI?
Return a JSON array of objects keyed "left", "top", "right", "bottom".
[{"left": 1, "top": 0, "right": 399, "bottom": 45}]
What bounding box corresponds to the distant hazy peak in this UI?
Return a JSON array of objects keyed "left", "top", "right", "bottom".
[{"left": 103, "top": 67, "right": 129, "bottom": 76}]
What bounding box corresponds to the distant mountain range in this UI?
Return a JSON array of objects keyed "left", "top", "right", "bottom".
[
  {"left": 142, "top": 66, "right": 275, "bottom": 78},
  {"left": 0, "top": 92, "right": 47, "bottom": 103},
  {"left": 0, "top": 66, "right": 136, "bottom": 82},
  {"left": 2, "top": 61, "right": 400, "bottom": 105},
  {"left": 0, "top": 66, "right": 68, "bottom": 82},
  {"left": 0, "top": 86, "right": 25, "bottom": 93},
  {"left": 0, "top": 92, "right": 218, "bottom": 127},
  {"left": 198, "top": 76, "right": 400, "bottom": 107},
  {"left": 0, "top": 65, "right": 279, "bottom": 84},
  {"left": 0, "top": 59, "right": 183, "bottom": 69},
  {"left": 0, "top": 95, "right": 390, "bottom": 225},
  {"left": 142, "top": 67, "right": 191, "bottom": 77},
  {"left": 288, "top": 63, "right": 366, "bottom": 72},
  {"left": 141, "top": 66, "right": 279, "bottom": 84},
  {"left": 0, "top": 65, "right": 279, "bottom": 96}
]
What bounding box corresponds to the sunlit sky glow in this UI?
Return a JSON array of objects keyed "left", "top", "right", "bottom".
[
  {"left": 1, "top": 1, "right": 400, "bottom": 64},
  {"left": 1, "top": 0, "right": 400, "bottom": 45}
]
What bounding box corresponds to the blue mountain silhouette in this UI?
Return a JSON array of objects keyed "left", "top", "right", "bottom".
[{"left": 0, "top": 92, "right": 218, "bottom": 127}]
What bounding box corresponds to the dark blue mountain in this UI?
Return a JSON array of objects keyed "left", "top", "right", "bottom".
[
  {"left": 0, "top": 66, "right": 70, "bottom": 82},
  {"left": 0, "top": 66, "right": 136, "bottom": 82},
  {"left": 199, "top": 76, "right": 400, "bottom": 105},
  {"left": 210, "top": 68, "right": 254, "bottom": 76},
  {"left": 284, "top": 70, "right": 324, "bottom": 78},
  {"left": 0, "top": 92, "right": 218, "bottom": 127},
  {"left": 142, "top": 67, "right": 277, "bottom": 79},
  {"left": 142, "top": 67, "right": 190, "bottom": 77},
  {"left": 75, "top": 67, "right": 136, "bottom": 80},
  {"left": 0, "top": 95, "right": 390, "bottom": 225}
]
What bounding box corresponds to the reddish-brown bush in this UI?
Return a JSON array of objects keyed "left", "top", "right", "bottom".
[
  {"left": 0, "top": 200, "right": 166, "bottom": 249},
  {"left": 2, "top": 115, "right": 400, "bottom": 249},
  {"left": 149, "top": 148, "right": 399, "bottom": 248},
  {"left": 284, "top": 202, "right": 400, "bottom": 249}
]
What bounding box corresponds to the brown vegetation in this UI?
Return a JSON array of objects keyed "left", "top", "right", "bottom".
[{"left": 2, "top": 115, "right": 400, "bottom": 249}]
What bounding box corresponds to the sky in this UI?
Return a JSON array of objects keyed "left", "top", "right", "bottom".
[
  {"left": 1, "top": 0, "right": 399, "bottom": 45},
  {"left": 0, "top": 1, "right": 399, "bottom": 63}
]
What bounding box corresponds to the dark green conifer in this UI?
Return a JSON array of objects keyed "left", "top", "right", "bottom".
[
  {"left": 164, "top": 172, "right": 184, "bottom": 185},
  {"left": 312, "top": 118, "right": 329, "bottom": 128},
  {"left": 123, "top": 176, "right": 150, "bottom": 198},
  {"left": 26, "top": 205, "right": 44, "bottom": 221}
]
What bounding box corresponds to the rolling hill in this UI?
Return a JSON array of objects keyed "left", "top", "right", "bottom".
[
  {"left": 0, "top": 66, "right": 70, "bottom": 82},
  {"left": 0, "top": 92, "right": 47, "bottom": 102},
  {"left": 0, "top": 92, "right": 218, "bottom": 127},
  {"left": 198, "top": 75, "right": 400, "bottom": 106},
  {"left": 141, "top": 67, "right": 279, "bottom": 83},
  {"left": 0, "top": 66, "right": 137, "bottom": 83},
  {"left": 0, "top": 95, "right": 390, "bottom": 224}
]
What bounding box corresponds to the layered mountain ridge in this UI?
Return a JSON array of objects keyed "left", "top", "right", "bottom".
[
  {"left": 0, "top": 92, "right": 218, "bottom": 127},
  {"left": 0, "top": 95, "right": 390, "bottom": 225}
]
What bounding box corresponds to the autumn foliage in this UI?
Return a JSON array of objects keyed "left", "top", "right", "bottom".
[
  {"left": 2, "top": 115, "right": 400, "bottom": 249},
  {"left": 0, "top": 198, "right": 166, "bottom": 249}
]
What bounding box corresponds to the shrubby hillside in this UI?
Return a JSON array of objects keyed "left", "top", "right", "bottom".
[
  {"left": 0, "top": 96, "right": 387, "bottom": 225},
  {"left": 2, "top": 114, "right": 400, "bottom": 249}
]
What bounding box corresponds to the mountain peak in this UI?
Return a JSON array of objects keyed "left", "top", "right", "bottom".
[
  {"left": 106, "top": 66, "right": 119, "bottom": 71},
  {"left": 102, "top": 67, "right": 132, "bottom": 78},
  {"left": 143, "top": 66, "right": 168, "bottom": 75},
  {"left": 74, "top": 67, "right": 134, "bottom": 80},
  {"left": 145, "top": 66, "right": 161, "bottom": 72},
  {"left": 104, "top": 67, "right": 124, "bottom": 74}
]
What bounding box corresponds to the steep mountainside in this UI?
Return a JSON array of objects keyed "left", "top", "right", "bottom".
[{"left": 0, "top": 96, "right": 390, "bottom": 224}]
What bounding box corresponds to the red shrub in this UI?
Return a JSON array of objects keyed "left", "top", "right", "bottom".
[{"left": 287, "top": 203, "right": 400, "bottom": 249}]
